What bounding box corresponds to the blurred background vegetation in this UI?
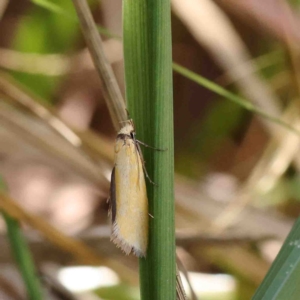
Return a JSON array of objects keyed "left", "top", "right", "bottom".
[{"left": 1, "top": 0, "right": 300, "bottom": 299}]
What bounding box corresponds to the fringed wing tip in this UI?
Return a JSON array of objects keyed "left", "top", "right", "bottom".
[
  {"left": 111, "top": 222, "right": 146, "bottom": 258},
  {"left": 109, "top": 168, "right": 147, "bottom": 257}
]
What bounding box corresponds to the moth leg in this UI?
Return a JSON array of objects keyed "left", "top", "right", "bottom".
[
  {"left": 136, "top": 139, "right": 167, "bottom": 151},
  {"left": 134, "top": 144, "right": 141, "bottom": 186},
  {"left": 142, "top": 163, "right": 157, "bottom": 185},
  {"left": 135, "top": 142, "right": 157, "bottom": 185}
]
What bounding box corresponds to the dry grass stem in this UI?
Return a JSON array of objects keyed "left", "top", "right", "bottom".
[
  {"left": 72, "top": 0, "right": 127, "bottom": 129},
  {"left": 0, "top": 73, "right": 114, "bottom": 162},
  {"left": 0, "top": 191, "right": 137, "bottom": 284}
]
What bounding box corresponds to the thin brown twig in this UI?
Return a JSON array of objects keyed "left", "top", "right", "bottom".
[
  {"left": 176, "top": 265, "right": 188, "bottom": 300},
  {"left": 0, "top": 273, "right": 24, "bottom": 300},
  {"left": 177, "top": 257, "right": 197, "bottom": 300},
  {"left": 280, "top": 0, "right": 300, "bottom": 109},
  {"left": 82, "top": 225, "right": 274, "bottom": 246},
  {"left": 0, "top": 72, "right": 114, "bottom": 163},
  {"left": 0, "top": 102, "right": 106, "bottom": 186},
  {"left": 0, "top": 0, "right": 8, "bottom": 20},
  {"left": 0, "top": 225, "right": 274, "bottom": 257},
  {"left": 0, "top": 193, "right": 101, "bottom": 265},
  {"left": 0, "top": 44, "right": 122, "bottom": 76},
  {"left": 0, "top": 73, "right": 81, "bottom": 147},
  {"left": 72, "top": 0, "right": 127, "bottom": 130},
  {"left": 213, "top": 100, "right": 300, "bottom": 231},
  {"left": 176, "top": 231, "right": 274, "bottom": 246},
  {"left": 39, "top": 270, "right": 79, "bottom": 300}
]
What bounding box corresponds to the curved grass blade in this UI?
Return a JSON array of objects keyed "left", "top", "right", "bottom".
[
  {"left": 173, "top": 63, "right": 300, "bottom": 137},
  {"left": 123, "top": 0, "right": 176, "bottom": 298},
  {"left": 0, "top": 178, "right": 43, "bottom": 300},
  {"left": 253, "top": 217, "right": 300, "bottom": 299},
  {"left": 28, "top": 1, "right": 300, "bottom": 136},
  {"left": 30, "top": 0, "right": 121, "bottom": 39}
]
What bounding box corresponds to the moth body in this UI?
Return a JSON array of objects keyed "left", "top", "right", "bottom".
[{"left": 110, "top": 122, "right": 148, "bottom": 257}]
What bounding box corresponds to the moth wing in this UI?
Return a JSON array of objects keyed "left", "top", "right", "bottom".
[
  {"left": 111, "top": 138, "right": 148, "bottom": 257},
  {"left": 108, "top": 167, "right": 116, "bottom": 223}
]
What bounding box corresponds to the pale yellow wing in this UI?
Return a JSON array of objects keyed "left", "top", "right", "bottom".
[{"left": 111, "top": 137, "right": 148, "bottom": 257}]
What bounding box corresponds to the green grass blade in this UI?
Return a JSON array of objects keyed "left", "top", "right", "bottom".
[
  {"left": 253, "top": 217, "right": 300, "bottom": 299},
  {"left": 31, "top": 0, "right": 76, "bottom": 19},
  {"left": 123, "top": 0, "right": 176, "bottom": 299},
  {"left": 28, "top": 2, "right": 300, "bottom": 136},
  {"left": 173, "top": 63, "right": 300, "bottom": 137},
  {"left": 0, "top": 179, "right": 43, "bottom": 300},
  {"left": 30, "top": 0, "right": 121, "bottom": 39}
]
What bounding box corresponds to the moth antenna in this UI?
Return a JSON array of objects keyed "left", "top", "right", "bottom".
[
  {"left": 119, "top": 120, "right": 129, "bottom": 125},
  {"left": 125, "top": 108, "right": 130, "bottom": 119},
  {"left": 129, "top": 119, "right": 135, "bottom": 131}
]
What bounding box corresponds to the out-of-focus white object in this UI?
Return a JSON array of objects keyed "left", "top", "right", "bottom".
[
  {"left": 58, "top": 266, "right": 120, "bottom": 293},
  {"left": 202, "top": 172, "right": 238, "bottom": 203},
  {"left": 260, "top": 240, "right": 282, "bottom": 263},
  {"left": 0, "top": 40, "right": 122, "bottom": 76},
  {"left": 181, "top": 271, "right": 236, "bottom": 297}
]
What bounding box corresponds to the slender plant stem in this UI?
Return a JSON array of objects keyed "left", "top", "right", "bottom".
[
  {"left": 173, "top": 63, "right": 300, "bottom": 137},
  {"left": 0, "top": 0, "right": 8, "bottom": 19},
  {"left": 72, "top": 0, "right": 126, "bottom": 130},
  {"left": 31, "top": 0, "right": 121, "bottom": 39},
  {"left": 0, "top": 179, "right": 43, "bottom": 300},
  {"left": 123, "top": 0, "right": 176, "bottom": 299}
]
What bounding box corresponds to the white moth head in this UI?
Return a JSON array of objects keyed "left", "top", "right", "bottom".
[
  {"left": 118, "top": 120, "right": 135, "bottom": 136},
  {"left": 119, "top": 124, "right": 134, "bottom": 135}
]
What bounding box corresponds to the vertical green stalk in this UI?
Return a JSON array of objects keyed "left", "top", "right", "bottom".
[
  {"left": 0, "top": 179, "right": 43, "bottom": 300},
  {"left": 123, "top": 1, "right": 175, "bottom": 300}
]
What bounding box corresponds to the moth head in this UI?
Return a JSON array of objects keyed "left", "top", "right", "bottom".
[{"left": 119, "top": 122, "right": 135, "bottom": 137}]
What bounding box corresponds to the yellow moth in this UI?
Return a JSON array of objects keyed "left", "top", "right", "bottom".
[{"left": 109, "top": 120, "right": 153, "bottom": 257}]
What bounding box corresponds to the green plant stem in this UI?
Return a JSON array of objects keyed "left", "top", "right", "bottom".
[
  {"left": 0, "top": 180, "right": 43, "bottom": 300},
  {"left": 3, "top": 214, "right": 43, "bottom": 299},
  {"left": 123, "top": 0, "right": 175, "bottom": 299}
]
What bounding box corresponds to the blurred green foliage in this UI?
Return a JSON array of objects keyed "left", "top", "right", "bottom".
[
  {"left": 11, "top": 0, "right": 79, "bottom": 101},
  {"left": 176, "top": 99, "right": 244, "bottom": 177},
  {"left": 96, "top": 284, "right": 140, "bottom": 300}
]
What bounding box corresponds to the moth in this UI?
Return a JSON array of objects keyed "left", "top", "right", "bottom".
[{"left": 109, "top": 120, "right": 155, "bottom": 257}]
